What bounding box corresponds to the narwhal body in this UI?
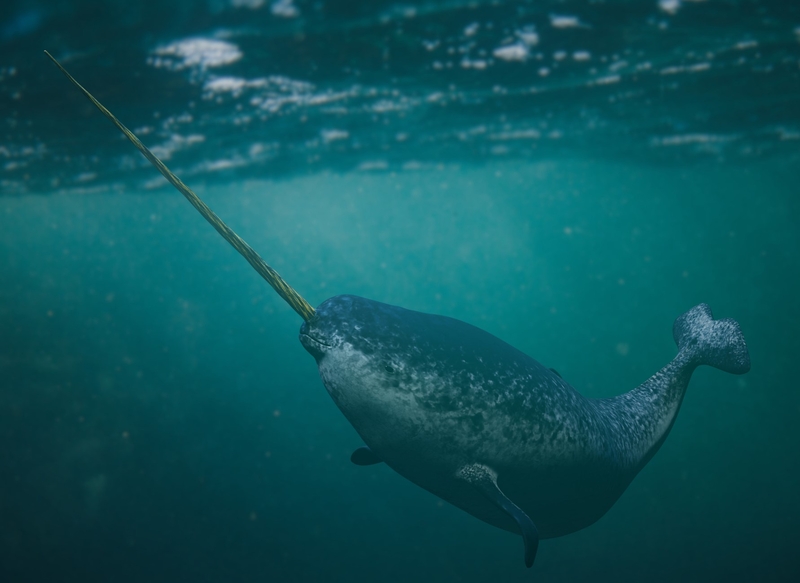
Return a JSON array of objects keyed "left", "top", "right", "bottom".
[
  {"left": 300, "top": 295, "right": 749, "bottom": 565},
  {"left": 46, "top": 52, "right": 751, "bottom": 569}
]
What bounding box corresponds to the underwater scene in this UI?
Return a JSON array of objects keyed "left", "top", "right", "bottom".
[{"left": 1, "top": 1, "right": 799, "bottom": 581}]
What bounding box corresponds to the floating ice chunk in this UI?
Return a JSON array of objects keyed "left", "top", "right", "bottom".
[
  {"left": 266, "top": 75, "right": 314, "bottom": 93},
  {"left": 150, "top": 134, "right": 206, "bottom": 160},
  {"left": 658, "top": 0, "right": 681, "bottom": 15},
  {"left": 461, "top": 58, "right": 488, "bottom": 69},
  {"left": 150, "top": 38, "right": 242, "bottom": 71},
  {"left": 204, "top": 76, "right": 288, "bottom": 99},
  {"left": 516, "top": 26, "right": 539, "bottom": 46},
  {"left": 305, "top": 90, "right": 350, "bottom": 106},
  {"left": 553, "top": 51, "right": 567, "bottom": 61},
  {"left": 204, "top": 76, "right": 248, "bottom": 96},
  {"left": 205, "top": 76, "right": 247, "bottom": 92},
  {"left": 591, "top": 74, "right": 621, "bottom": 85},
  {"left": 234, "top": 76, "right": 336, "bottom": 112},
  {"left": 463, "top": 22, "right": 479, "bottom": 37},
  {"left": 660, "top": 62, "right": 710, "bottom": 75},
  {"left": 735, "top": 40, "right": 758, "bottom": 50},
  {"left": 199, "top": 158, "right": 247, "bottom": 172},
  {"left": 573, "top": 51, "right": 591, "bottom": 61},
  {"left": 321, "top": 129, "right": 349, "bottom": 143},
  {"left": 493, "top": 43, "right": 529, "bottom": 62},
  {"left": 550, "top": 14, "right": 585, "bottom": 29},
  {"left": 249, "top": 143, "right": 265, "bottom": 158},
  {"left": 271, "top": 0, "right": 299, "bottom": 18}
]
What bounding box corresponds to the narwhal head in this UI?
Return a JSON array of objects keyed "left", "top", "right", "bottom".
[
  {"left": 300, "top": 295, "right": 374, "bottom": 358},
  {"left": 299, "top": 294, "right": 415, "bottom": 361},
  {"left": 299, "top": 295, "right": 419, "bottom": 406}
]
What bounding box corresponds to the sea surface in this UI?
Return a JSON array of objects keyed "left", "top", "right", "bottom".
[{"left": 1, "top": 1, "right": 799, "bottom": 582}]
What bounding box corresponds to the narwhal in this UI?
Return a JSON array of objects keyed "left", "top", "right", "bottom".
[{"left": 46, "top": 51, "right": 751, "bottom": 569}]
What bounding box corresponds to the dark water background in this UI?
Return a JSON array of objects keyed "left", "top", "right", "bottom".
[{"left": 2, "top": 1, "right": 799, "bottom": 582}]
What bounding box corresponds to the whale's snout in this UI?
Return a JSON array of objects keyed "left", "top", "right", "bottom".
[
  {"left": 299, "top": 320, "right": 330, "bottom": 359},
  {"left": 298, "top": 295, "right": 364, "bottom": 360}
]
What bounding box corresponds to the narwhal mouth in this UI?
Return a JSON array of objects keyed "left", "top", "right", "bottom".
[
  {"left": 299, "top": 332, "right": 331, "bottom": 358},
  {"left": 300, "top": 333, "right": 331, "bottom": 348}
]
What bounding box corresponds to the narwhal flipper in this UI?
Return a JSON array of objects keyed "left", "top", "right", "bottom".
[
  {"left": 457, "top": 463, "right": 539, "bottom": 568},
  {"left": 351, "top": 446, "right": 383, "bottom": 466}
]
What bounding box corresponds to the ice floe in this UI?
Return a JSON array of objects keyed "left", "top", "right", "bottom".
[
  {"left": 271, "top": 0, "right": 299, "bottom": 18},
  {"left": 658, "top": 0, "right": 681, "bottom": 16},
  {"left": 493, "top": 43, "right": 529, "bottom": 62},
  {"left": 550, "top": 15, "right": 587, "bottom": 29},
  {"left": 321, "top": 129, "right": 349, "bottom": 143},
  {"left": 149, "top": 38, "right": 242, "bottom": 72}
]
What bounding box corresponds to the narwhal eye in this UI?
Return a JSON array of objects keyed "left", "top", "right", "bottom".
[{"left": 384, "top": 364, "right": 395, "bottom": 374}]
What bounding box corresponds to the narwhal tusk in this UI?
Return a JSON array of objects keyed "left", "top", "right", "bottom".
[{"left": 44, "top": 50, "right": 316, "bottom": 323}]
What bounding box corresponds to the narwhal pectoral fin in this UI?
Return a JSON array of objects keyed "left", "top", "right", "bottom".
[
  {"left": 457, "top": 463, "right": 539, "bottom": 568},
  {"left": 350, "top": 446, "right": 383, "bottom": 466}
]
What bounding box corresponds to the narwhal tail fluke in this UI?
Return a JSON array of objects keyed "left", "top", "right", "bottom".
[
  {"left": 673, "top": 304, "right": 750, "bottom": 374},
  {"left": 44, "top": 50, "right": 315, "bottom": 323}
]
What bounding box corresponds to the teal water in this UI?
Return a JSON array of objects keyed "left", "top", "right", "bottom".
[{"left": 2, "top": 1, "right": 800, "bottom": 582}]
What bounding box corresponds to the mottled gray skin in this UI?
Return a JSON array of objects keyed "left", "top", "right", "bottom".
[{"left": 299, "top": 295, "right": 750, "bottom": 540}]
